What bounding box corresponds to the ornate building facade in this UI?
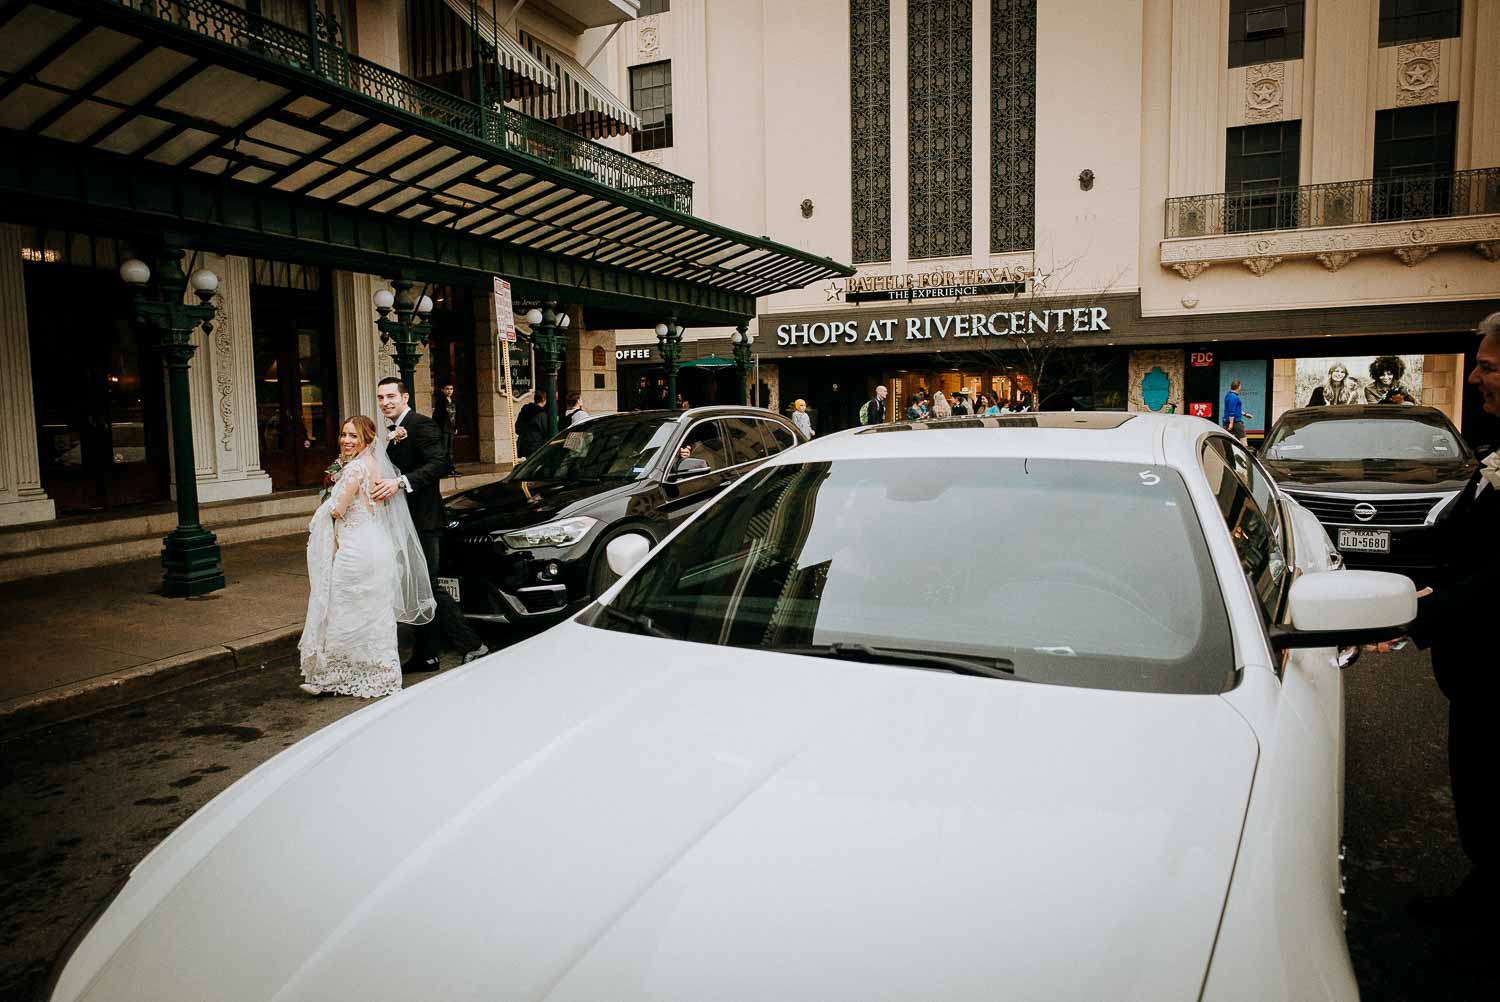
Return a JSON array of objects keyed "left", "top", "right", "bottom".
[{"left": 611, "top": 0, "right": 1499, "bottom": 437}]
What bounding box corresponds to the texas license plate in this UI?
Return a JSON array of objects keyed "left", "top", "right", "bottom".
[
  {"left": 436, "top": 577, "right": 461, "bottom": 602},
  {"left": 1337, "top": 528, "right": 1390, "bottom": 553}
]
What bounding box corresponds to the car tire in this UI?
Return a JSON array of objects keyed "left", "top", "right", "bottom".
[{"left": 588, "top": 527, "right": 656, "bottom": 597}]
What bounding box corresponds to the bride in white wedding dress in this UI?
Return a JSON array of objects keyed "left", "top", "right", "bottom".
[{"left": 297, "top": 415, "right": 435, "bottom": 697}]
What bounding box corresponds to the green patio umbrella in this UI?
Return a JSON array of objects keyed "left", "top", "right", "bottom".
[{"left": 678, "top": 355, "right": 738, "bottom": 368}]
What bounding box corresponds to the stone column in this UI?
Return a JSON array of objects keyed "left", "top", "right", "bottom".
[
  {"left": 333, "top": 270, "right": 381, "bottom": 423},
  {"left": 473, "top": 292, "right": 521, "bottom": 465},
  {"left": 0, "top": 224, "right": 56, "bottom": 525},
  {"left": 175, "top": 253, "right": 272, "bottom": 503},
  {"left": 564, "top": 312, "right": 617, "bottom": 416},
  {"left": 1167, "top": 0, "right": 1225, "bottom": 197}
]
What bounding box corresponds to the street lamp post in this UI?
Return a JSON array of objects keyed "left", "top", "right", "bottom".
[
  {"left": 654, "top": 315, "right": 684, "bottom": 409},
  {"left": 731, "top": 322, "right": 755, "bottom": 406},
  {"left": 373, "top": 279, "right": 434, "bottom": 393},
  {"left": 119, "top": 249, "right": 226, "bottom": 597},
  {"left": 524, "top": 302, "right": 570, "bottom": 435}
]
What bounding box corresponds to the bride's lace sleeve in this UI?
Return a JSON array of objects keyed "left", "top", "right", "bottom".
[{"left": 330, "top": 460, "right": 367, "bottom": 519}]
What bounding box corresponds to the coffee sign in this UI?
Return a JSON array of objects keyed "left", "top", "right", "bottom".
[{"left": 776, "top": 306, "right": 1112, "bottom": 348}]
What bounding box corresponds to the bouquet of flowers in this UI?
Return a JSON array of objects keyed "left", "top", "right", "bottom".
[{"left": 319, "top": 458, "right": 344, "bottom": 501}]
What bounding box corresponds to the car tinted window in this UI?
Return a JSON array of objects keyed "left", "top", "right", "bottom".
[
  {"left": 766, "top": 422, "right": 798, "bottom": 453},
  {"left": 723, "top": 417, "right": 770, "bottom": 464},
  {"left": 1264, "top": 415, "right": 1469, "bottom": 461},
  {"left": 1202, "top": 437, "right": 1289, "bottom": 622},
  {"left": 679, "top": 420, "right": 731, "bottom": 471},
  {"left": 590, "top": 458, "right": 1236, "bottom": 695}
]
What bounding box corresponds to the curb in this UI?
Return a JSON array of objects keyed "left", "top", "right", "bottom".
[{"left": 0, "top": 624, "right": 303, "bottom": 739}]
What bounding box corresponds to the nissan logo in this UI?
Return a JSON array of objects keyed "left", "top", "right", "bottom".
[{"left": 1353, "top": 502, "right": 1377, "bottom": 522}]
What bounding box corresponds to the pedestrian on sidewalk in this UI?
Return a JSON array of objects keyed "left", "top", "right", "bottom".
[
  {"left": 1222, "top": 380, "right": 1251, "bottom": 440},
  {"left": 860, "top": 385, "right": 887, "bottom": 426},
  {"left": 1404, "top": 313, "right": 1500, "bottom": 926},
  {"left": 298, "top": 415, "right": 435, "bottom": 697},
  {"left": 434, "top": 381, "right": 459, "bottom": 475},
  {"left": 561, "top": 392, "right": 590, "bottom": 430},
  {"left": 371, "top": 377, "right": 489, "bottom": 673},
  {"left": 515, "top": 388, "right": 550, "bottom": 459},
  {"left": 791, "top": 399, "right": 814, "bottom": 438}
]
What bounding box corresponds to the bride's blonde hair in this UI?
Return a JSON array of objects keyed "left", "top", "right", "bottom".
[{"left": 342, "top": 415, "right": 378, "bottom": 452}]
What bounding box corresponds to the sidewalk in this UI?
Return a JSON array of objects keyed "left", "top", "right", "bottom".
[
  {"left": 0, "top": 464, "right": 511, "bottom": 735},
  {"left": 0, "top": 534, "right": 312, "bottom": 734}
]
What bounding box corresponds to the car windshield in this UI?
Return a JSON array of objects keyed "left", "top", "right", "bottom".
[
  {"left": 588, "top": 458, "right": 1236, "bottom": 695},
  {"left": 1264, "top": 415, "right": 1470, "bottom": 462},
  {"left": 510, "top": 416, "right": 677, "bottom": 483}
]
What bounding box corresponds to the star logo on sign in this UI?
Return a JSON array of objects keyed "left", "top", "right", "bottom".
[{"left": 825, "top": 281, "right": 844, "bottom": 302}]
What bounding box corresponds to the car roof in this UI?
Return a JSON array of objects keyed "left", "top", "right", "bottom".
[
  {"left": 618, "top": 406, "right": 791, "bottom": 422},
  {"left": 773, "top": 412, "right": 1218, "bottom": 467}
]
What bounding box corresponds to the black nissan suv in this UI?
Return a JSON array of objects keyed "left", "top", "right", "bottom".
[
  {"left": 1260, "top": 405, "right": 1480, "bottom": 585},
  {"left": 439, "top": 407, "right": 805, "bottom": 630}
]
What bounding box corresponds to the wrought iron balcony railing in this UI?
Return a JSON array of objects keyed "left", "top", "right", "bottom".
[
  {"left": 1165, "top": 168, "right": 1500, "bottom": 239},
  {"left": 115, "top": 0, "right": 693, "bottom": 213}
]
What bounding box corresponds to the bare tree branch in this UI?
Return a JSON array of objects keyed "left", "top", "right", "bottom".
[{"left": 932, "top": 255, "right": 1130, "bottom": 410}]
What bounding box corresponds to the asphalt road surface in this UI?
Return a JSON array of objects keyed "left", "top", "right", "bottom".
[{"left": 1, "top": 645, "right": 1494, "bottom": 1000}]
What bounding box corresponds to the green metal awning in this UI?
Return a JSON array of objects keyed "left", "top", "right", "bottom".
[
  {"left": 678, "top": 355, "right": 737, "bottom": 368},
  {"left": 0, "top": 0, "right": 851, "bottom": 324},
  {"left": 516, "top": 29, "right": 639, "bottom": 140}
]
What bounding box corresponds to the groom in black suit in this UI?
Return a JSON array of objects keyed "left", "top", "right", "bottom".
[{"left": 370, "top": 376, "right": 486, "bottom": 672}]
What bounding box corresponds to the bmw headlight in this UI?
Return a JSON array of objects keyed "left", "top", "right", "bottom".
[{"left": 501, "top": 516, "right": 598, "bottom": 550}]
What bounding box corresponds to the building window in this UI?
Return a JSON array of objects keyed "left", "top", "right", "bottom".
[
  {"left": 1378, "top": 0, "right": 1462, "bottom": 46},
  {"left": 639, "top": 0, "right": 670, "bottom": 14},
  {"left": 908, "top": 0, "right": 973, "bottom": 260},
  {"left": 629, "top": 60, "right": 673, "bottom": 152},
  {"left": 850, "top": 0, "right": 892, "bottom": 263},
  {"left": 1224, "top": 120, "right": 1301, "bottom": 232},
  {"left": 1227, "top": 1, "right": 1305, "bottom": 68},
  {"left": 991, "top": 0, "right": 1035, "bottom": 253},
  {"left": 1373, "top": 102, "right": 1457, "bottom": 219}
]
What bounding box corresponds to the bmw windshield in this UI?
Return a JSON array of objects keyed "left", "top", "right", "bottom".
[
  {"left": 587, "top": 458, "right": 1236, "bottom": 695},
  {"left": 509, "top": 415, "right": 677, "bottom": 483}
]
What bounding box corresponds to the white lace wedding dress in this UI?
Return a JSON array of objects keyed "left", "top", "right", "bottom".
[{"left": 298, "top": 456, "right": 403, "bottom": 698}]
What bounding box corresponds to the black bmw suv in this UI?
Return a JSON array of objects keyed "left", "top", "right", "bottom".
[
  {"left": 439, "top": 406, "right": 804, "bottom": 629},
  {"left": 1260, "top": 405, "right": 1480, "bottom": 584}
]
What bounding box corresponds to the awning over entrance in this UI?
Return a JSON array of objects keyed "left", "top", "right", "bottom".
[
  {"left": 515, "top": 29, "right": 639, "bottom": 140},
  {"left": 679, "top": 355, "right": 737, "bottom": 368},
  {"left": 0, "top": 0, "right": 850, "bottom": 325},
  {"left": 438, "top": 0, "right": 557, "bottom": 98}
]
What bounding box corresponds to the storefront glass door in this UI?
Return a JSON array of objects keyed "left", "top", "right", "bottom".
[
  {"left": 27, "top": 264, "right": 168, "bottom": 512},
  {"left": 251, "top": 286, "right": 339, "bottom": 490}
]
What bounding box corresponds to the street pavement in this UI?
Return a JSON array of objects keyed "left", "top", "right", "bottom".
[{"left": 1, "top": 644, "right": 1494, "bottom": 1000}]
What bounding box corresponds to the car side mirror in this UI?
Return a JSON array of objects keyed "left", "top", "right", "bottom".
[
  {"left": 1268, "top": 570, "right": 1417, "bottom": 653},
  {"left": 672, "top": 456, "right": 710, "bottom": 479},
  {"left": 605, "top": 533, "right": 652, "bottom": 578}
]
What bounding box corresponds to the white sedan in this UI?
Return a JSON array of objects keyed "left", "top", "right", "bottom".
[{"left": 48, "top": 413, "right": 1413, "bottom": 1002}]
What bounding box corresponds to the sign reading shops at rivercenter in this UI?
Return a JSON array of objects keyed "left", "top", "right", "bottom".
[{"left": 775, "top": 306, "right": 1112, "bottom": 348}]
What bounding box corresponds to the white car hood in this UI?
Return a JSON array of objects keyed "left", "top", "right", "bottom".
[{"left": 62, "top": 623, "right": 1258, "bottom": 1002}]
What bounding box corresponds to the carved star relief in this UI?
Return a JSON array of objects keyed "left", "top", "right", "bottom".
[
  {"left": 1403, "top": 61, "right": 1432, "bottom": 86},
  {"left": 1249, "top": 79, "right": 1280, "bottom": 108}
]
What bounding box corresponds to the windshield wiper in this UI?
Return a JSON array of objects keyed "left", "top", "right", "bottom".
[
  {"left": 597, "top": 604, "right": 676, "bottom": 639},
  {"left": 766, "top": 642, "right": 1018, "bottom": 680}
]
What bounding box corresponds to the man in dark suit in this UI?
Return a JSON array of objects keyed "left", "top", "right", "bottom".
[
  {"left": 370, "top": 376, "right": 486, "bottom": 672},
  {"left": 1407, "top": 314, "right": 1500, "bottom": 924},
  {"left": 434, "top": 381, "right": 458, "bottom": 475},
  {"left": 514, "top": 388, "right": 549, "bottom": 459}
]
